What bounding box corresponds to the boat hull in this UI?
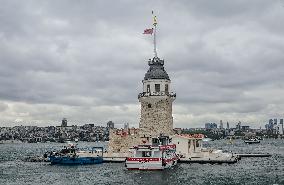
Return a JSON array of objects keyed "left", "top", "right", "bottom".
[
  {"left": 244, "top": 140, "right": 260, "bottom": 144},
  {"left": 125, "top": 158, "right": 177, "bottom": 170},
  {"left": 49, "top": 156, "right": 103, "bottom": 165}
]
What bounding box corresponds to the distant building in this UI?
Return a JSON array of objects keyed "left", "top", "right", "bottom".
[
  {"left": 236, "top": 121, "right": 241, "bottom": 130},
  {"left": 241, "top": 126, "right": 250, "bottom": 132},
  {"left": 219, "top": 120, "right": 223, "bottom": 129},
  {"left": 124, "top": 123, "right": 129, "bottom": 130},
  {"left": 267, "top": 119, "right": 274, "bottom": 130},
  {"left": 107, "top": 121, "right": 114, "bottom": 129},
  {"left": 226, "top": 122, "right": 230, "bottom": 129},
  {"left": 267, "top": 118, "right": 282, "bottom": 134},
  {"left": 61, "top": 118, "right": 67, "bottom": 127},
  {"left": 205, "top": 123, "right": 217, "bottom": 129},
  {"left": 274, "top": 118, "right": 277, "bottom": 125},
  {"left": 278, "top": 123, "right": 284, "bottom": 135},
  {"left": 277, "top": 119, "right": 283, "bottom": 135}
]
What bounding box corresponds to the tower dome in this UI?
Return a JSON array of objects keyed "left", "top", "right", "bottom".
[{"left": 144, "top": 57, "right": 170, "bottom": 80}]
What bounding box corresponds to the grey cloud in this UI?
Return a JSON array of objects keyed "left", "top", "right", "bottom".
[
  {"left": 0, "top": 102, "right": 8, "bottom": 112},
  {"left": 0, "top": 0, "right": 283, "bottom": 128}
]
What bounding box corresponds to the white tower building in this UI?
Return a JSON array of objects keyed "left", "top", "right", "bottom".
[{"left": 138, "top": 57, "right": 176, "bottom": 137}]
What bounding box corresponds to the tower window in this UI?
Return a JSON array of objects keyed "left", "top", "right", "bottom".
[
  {"left": 155, "top": 84, "right": 160, "bottom": 92},
  {"left": 165, "top": 84, "right": 168, "bottom": 92},
  {"left": 147, "top": 84, "right": 150, "bottom": 92},
  {"left": 148, "top": 104, "right": 152, "bottom": 108}
]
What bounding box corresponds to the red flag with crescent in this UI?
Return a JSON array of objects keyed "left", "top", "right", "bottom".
[{"left": 143, "top": 28, "right": 153, "bottom": 34}]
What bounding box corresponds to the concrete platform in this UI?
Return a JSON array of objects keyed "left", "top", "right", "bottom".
[
  {"left": 103, "top": 157, "right": 126, "bottom": 163},
  {"left": 235, "top": 153, "right": 272, "bottom": 158},
  {"left": 102, "top": 156, "right": 240, "bottom": 164},
  {"left": 179, "top": 157, "right": 239, "bottom": 164}
]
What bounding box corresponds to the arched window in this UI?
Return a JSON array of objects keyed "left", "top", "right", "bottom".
[
  {"left": 165, "top": 84, "right": 168, "bottom": 92},
  {"left": 155, "top": 84, "right": 160, "bottom": 92},
  {"left": 147, "top": 84, "right": 150, "bottom": 92}
]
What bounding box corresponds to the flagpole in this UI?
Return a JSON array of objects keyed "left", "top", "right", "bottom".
[
  {"left": 152, "top": 11, "right": 158, "bottom": 58},
  {"left": 154, "top": 24, "right": 157, "bottom": 58}
]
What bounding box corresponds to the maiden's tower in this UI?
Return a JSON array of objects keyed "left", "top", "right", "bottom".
[
  {"left": 138, "top": 56, "right": 176, "bottom": 138},
  {"left": 108, "top": 13, "right": 176, "bottom": 154}
]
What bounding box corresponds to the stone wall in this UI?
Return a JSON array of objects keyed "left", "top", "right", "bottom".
[
  {"left": 108, "top": 128, "right": 140, "bottom": 153},
  {"left": 139, "top": 96, "right": 175, "bottom": 137},
  {"left": 107, "top": 128, "right": 156, "bottom": 154}
]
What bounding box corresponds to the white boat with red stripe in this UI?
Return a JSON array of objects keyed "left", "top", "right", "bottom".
[{"left": 125, "top": 136, "right": 178, "bottom": 170}]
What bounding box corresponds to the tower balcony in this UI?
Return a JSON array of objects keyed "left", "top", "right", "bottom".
[{"left": 138, "top": 91, "right": 176, "bottom": 99}]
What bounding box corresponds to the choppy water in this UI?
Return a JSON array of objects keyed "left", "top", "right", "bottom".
[{"left": 0, "top": 139, "right": 283, "bottom": 185}]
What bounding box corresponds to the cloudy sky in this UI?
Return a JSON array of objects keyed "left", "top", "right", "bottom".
[{"left": 0, "top": 0, "right": 284, "bottom": 128}]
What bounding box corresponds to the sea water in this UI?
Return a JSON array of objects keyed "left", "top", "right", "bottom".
[{"left": 0, "top": 139, "right": 283, "bottom": 185}]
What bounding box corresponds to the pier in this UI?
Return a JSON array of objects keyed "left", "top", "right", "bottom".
[
  {"left": 103, "top": 157, "right": 126, "bottom": 163},
  {"left": 179, "top": 157, "right": 239, "bottom": 164},
  {"left": 24, "top": 152, "right": 272, "bottom": 164},
  {"left": 235, "top": 153, "right": 272, "bottom": 158}
]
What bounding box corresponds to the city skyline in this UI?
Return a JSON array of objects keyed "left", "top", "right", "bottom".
[{"left": 0, "top": 0, "right": 284, "bottom": 128}]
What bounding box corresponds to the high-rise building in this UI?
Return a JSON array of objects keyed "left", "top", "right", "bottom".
[
  {"left": 268, "top": 119, "right": 274, "bottom": 129},
  {"left": 107, "top": 121, "right": 114, "bottom": 129},
  {"left": 219, "top": 120, "right": 223, "bottom": 129},
  {"left": 205, "top": 123, "right": 217, "bottom": 129},
  {"left": 227, "top": 122, "right": 230, "bottom": 129},
  {"left": 61, "top": 118, "right": 67, "bottom": 127},
  {"left": 124, "top": 123, "right": 129, "bottom": 130},
  {"left": 274, "top": 118, "right": 277, "bottom": 125},
  {"left": 278, "top": 123, "right": 284, "bottom": 135},
  {"left": 236, "top": 121, "right": 241, "bottom": 130},
  {"left": 280, "top": 119, "right": 283, "bottom": 125}
]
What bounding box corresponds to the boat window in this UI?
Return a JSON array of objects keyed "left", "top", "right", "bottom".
[
  {"left": 152, "top": 151, "right": 160, "bottom": 157},
  {"left": 135, "top": 151, "right": 142, "bottom": 157},
  {"left": 142, "top": 151, "right": 152, "bottom": 157}
]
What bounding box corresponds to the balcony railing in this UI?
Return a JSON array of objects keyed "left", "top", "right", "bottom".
[{"left": 138, "top": 91, "right": 176, "bottom": 98}]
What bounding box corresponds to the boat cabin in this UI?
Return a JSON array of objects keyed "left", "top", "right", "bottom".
[
  {"left": 172, "top": 134, "right": 204, "bottom": 158},
  {"left": 126, "top": 135, "right": 178, "bottom": 170}
]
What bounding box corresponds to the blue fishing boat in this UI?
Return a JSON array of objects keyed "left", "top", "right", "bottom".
[{"left": 48, "top": 143, "right": 103, "bottom": 165}]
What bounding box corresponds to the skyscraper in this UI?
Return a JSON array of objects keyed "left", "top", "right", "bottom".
[
  {"left": 236, "top": 121, "right": 241, "bottom": 130},
  {"left": 107, "top": 121, "right": 114, "bottom": 129},
  {"left": 219, "top": 120, "right": 223, "bottom": 129},
  {"left": 61, "top": 118, "right": 67, "bottom": 127},
  {"left": 274, "top": 118, "right": 277, "bottom": 125}
]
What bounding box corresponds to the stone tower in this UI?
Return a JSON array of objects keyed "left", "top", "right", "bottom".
[{"left": 138, "top": 56, "right": 176, "bottom": 138}]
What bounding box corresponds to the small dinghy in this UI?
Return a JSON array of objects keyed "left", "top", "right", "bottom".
[{"left": 244, "top": 138, "right": 260, "bottom": 144}]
